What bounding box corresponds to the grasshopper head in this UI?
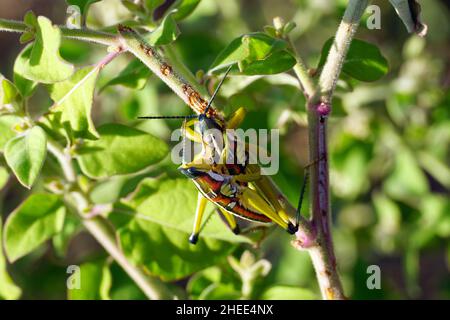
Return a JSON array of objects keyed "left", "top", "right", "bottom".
[{"left": 178, "top": 166, "right": 205, "bottom": 179}]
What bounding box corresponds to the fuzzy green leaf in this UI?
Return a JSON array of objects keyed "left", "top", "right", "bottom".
[
  {"left": 49, "top": 66, "right": 99, "bottom": 139},
  {"left": 77, "top": 123, "right": 168, "bottom": 179},
  {"left": 0, "top": 218, "right": 22, "bottom": 299},
  {"left": 14, "top": 16, "right": 74, "bottom": 84},
  {"left": 101, "top": 59, "right": 151, "bottom": 90},
  {"left": 3, "top": 194, "right": 66, "bottom": 262},
  {"left": 209, "top": 32, "right": 296, "bottom": 75},
  {"left": 13, "top": 46, "right": 38, "bottom": 98},
  {"left": 0, "top": 76, "right": 22, "bottom": 114},
  {"left": 0, "top": 115, "right": 21, "bottom": 151},
  {"left": 52, "top": 215, "right": 81, "bottom": 258},
  {"left": 318, "top": 38, "right": 389, "bottom": 82},
  {"left": 110, "top": 177, "right": 249, "bottom": 280},
  {"left": 148, "top": 11, "right": 180, "bottom": 45},
  {"left": 4, "top": 126, "right": 47, "bottom": 188}
]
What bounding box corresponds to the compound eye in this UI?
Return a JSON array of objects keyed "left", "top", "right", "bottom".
[
  {"left": 187, "top": 167, "right": 197, "bottom": 175},
  {"left": 178, "top": 167, "right": 201, "bottom": 179}
]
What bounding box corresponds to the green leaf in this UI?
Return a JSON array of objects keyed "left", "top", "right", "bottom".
[
  {"left": 101, "top": 59, "right": 151, "bottom": 90},
  {"left": 110, "top": 177, "right": 249, "bottom": 280},
  {"left": 14, "top": 16, "right": 74, "bottom": 84},
  {"left": 124, "top": 178, "right": 252, "bottom": 244},
  {"left": 49, "top": 66, "right": 99, "bottom": 139},
  {"left": 66, "top": 0, "right": 101, "bottom": 16},
  {"left": 4, "top": 126, "right": 47, "bottom": 188},
  {"left": 261, "top": 286, "right": 317, "bottom": 300},
  {"left": 384, "top": 147, "right": 429, "bottom": 199},
  {"left": 318, "top": 38, "right": 388, "bottom": 82},
  {"left": 77, "top": 123, "right": 168, "bottom": 179},
  {"left": 148, "top": 11, "right": 180, "bottom": 45},
  {"left": 67, "top": 260, "right": 111, "bottom": 300},
  {"left": 3, "top": 194, "right": 66, "bottom": 262},
  {"left": 173, "top": 0, "right": 202, "bottom": 21},
  {"left": 0, "top": 115, "right": 21, "bottom": 151},
  {"left": 52, "top": 215, "right": 81, "bottom": 258},
  {"left": 0, "top": 76, "right": 22, "bottom": 114},
  {"left": 209, "top": 32, "right": 296, "bottom": 75},
  {"left": 0, "top": 218, "right": 22, "bottom": 299},
  {"left": 23, "top": 11, "right": 38, "bottom": 28},
  {"left": 13, "top": 46, "right": 37, "bottom": 98}
]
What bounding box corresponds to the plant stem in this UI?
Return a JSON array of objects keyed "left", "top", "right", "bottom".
[
  {"left": 291, "top": 0, "right": 369, "bottom": 300},
  {"left": 0, "top": 18, "right": 118, "bottom": 46},
  {"left": 47, "top": 140, "right": 175, "bottom": 300},
  {"left": 317, "top": 0, "right": 369, "bottom": 104},
  {"left": 82, "top": 216, "right": 175, "bottom": 300},
  {"left": 287, "top": 38, "right": 316, "bottom": 98},
  {"left": 117, "top": 25, "right": 224, "bottom": 121}
]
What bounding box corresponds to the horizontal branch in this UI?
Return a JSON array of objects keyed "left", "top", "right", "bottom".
[{"left": 0, "top": 18, "right": 117, "bottom": 46}]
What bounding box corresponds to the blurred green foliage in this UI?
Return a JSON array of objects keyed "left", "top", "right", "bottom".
[{"left": 0, "top": 0, "right": 448, "bottom": 300}]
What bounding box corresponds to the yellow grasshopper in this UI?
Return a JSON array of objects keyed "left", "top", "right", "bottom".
[{"left": 140, "top": 67, "right": 304, "bottom": 244}]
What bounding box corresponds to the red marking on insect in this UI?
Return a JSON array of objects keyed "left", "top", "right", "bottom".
[{"left": 191, "top": 169, "right": 272, "bottom": 224}]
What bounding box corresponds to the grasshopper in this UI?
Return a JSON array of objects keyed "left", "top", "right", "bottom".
[{"left": 140, "top": 67, "right": 304, "bottom": 244}]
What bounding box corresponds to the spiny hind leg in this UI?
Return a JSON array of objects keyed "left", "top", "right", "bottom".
[
  {"left": 246, "top": 165, "right": 297, "bottom": 233},
  {"left": 240, "top": 187, "right": 296, "bottom": 234}
]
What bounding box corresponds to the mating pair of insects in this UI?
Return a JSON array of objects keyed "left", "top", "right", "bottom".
[{"left": 140, "top": 66, "right": 308, "bottom": 244}]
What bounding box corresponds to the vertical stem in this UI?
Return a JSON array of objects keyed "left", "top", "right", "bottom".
[
  {"left": 295, "top": 0, "right": 369, "bottom": 300},
  {"left": 317, "top": 0, "right": 369, "bottom": 104},
  {"left": 306, "top": 112, "right": 345, "bottom": 299}
]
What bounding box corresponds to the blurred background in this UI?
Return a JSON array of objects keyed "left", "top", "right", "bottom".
[{"left": 0, "top": 0, "right": 449, "bottom": 299}]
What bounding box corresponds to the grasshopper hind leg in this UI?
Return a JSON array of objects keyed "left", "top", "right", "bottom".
[{"left": 189, "top": 192, "right": 208, "bottom": 244}]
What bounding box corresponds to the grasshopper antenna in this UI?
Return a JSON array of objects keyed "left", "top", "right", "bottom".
[
  {"left": 203, "top": 65, "right": 233, "bottom": 115},
  {"left": 138, "top": 115, "right": 197, "bottom": 120},
  {"left": 295, "top": 169, "right": 309, "bottom": 228}
]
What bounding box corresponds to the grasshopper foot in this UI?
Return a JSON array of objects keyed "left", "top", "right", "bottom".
[
  {"left": 189, "top": 234, "right": 199, "bottom": 244},
  {"left": 287, "top": 222, "right": 299, "bottom": 234}
]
